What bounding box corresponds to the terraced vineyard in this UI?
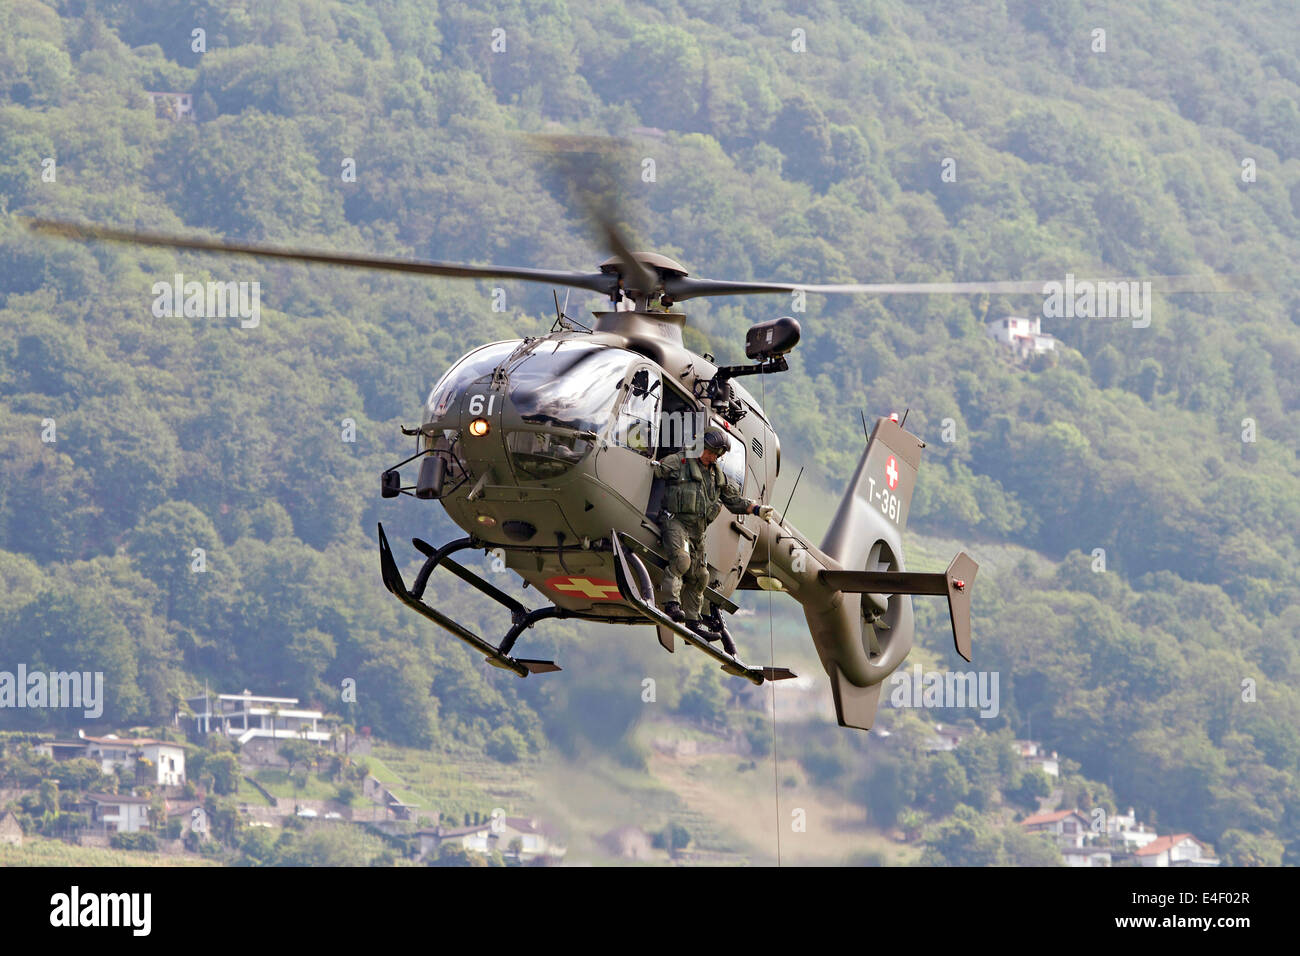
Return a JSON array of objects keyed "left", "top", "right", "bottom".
[{"left": 0, "top": 835, "right": 219, "bottom": 867}]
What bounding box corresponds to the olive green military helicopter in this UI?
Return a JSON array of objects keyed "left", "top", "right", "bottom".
[{"left": 26, "top": 172, "right": 1247, "bottom": 730}]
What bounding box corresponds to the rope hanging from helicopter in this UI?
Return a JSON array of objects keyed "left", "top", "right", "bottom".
[{"left": 759, "top": 367, "right": 782, "bottom": 867}]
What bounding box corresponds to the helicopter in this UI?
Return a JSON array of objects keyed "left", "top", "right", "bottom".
[{"left": 26, "top": 201, "right": 1248, "bottom": 731}]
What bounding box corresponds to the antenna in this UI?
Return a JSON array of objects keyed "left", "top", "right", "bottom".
[
  {"left": 859, "top": 409, "right": 869, "bottom": 443},
  {"left": 781, "top": 466, "right": 804, "bottom": 521},
  {"left": 900, "top": 407, "right": 910, "bottom": 429}
]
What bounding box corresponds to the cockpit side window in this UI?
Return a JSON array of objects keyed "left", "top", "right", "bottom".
[
  {"left": 612, "top": 366, "right": 661, "bottom": 457},
  {"left": 654, "top": 380, "right": 703, "bottom": 458},
  {"left": 719, "top": 428, "right": 746, "bottom": 492}
]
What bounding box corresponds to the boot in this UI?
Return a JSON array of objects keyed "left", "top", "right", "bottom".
[
  {"left": 662, "top": 601, "right": 685, "bottom": 622},
  {"left": 686, "top": 621, "right": 717, "bottom": 642},
  {"left": 704, "top": 606, "right": 737, "bottom": 656}
]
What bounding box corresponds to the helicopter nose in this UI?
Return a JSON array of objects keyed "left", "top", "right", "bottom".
[
  {"left": 456, "top": 389, "right": 507, "bottom": 481},
  {"left": 462, "top": 390, "right": 503, "bottom": 435}
]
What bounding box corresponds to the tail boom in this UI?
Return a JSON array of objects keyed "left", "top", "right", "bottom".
[{"left": 747, "top": 416, "right": 977, "bottom": 729}]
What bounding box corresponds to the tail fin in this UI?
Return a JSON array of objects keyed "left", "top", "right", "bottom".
[
  {"left": 791, "top": 417, "right": 925, "bottom": 729},
  {"left": 811, "top": 416, "right": 975, "bottom": 729},
  {"left": 752, "top": 415, "right": 977, "bottom": 731},
  {"left": 822, "top": 415, "right": 923, "bottom": 572}
]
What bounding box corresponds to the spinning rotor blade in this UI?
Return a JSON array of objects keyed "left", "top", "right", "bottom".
[
  {"left": 522, "top": 133, "right": 659, "bottom": 295},
  {"left": 596, "top": 213, "right": 659, "bottom": 296},
  {"left": 27, "top": 218, "right": 1260, "bottom": 306},
  {"left": 664, "top": 273, "right": 1261, "bottom": 301},
  {"left": 24, "top": 218, "right": 620, "bottom": 297}
]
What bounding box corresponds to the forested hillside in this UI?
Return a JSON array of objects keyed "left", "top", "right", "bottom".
[{"left": 1, "top": 0, "right": 1298, "bottom": 863}]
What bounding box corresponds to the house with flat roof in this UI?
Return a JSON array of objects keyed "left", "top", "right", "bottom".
[
  {"left": 1015, "top": 739, "right": 1060, "bottom": 778},
  {"left": 1107, "top": 807, "right": 1159, "bottom": 850},
  {"left": 145, "top": 91, "right": 193, "bottom": 121},
  {"left": 186, "top": 691, "right": 333, "bottom": 745}
]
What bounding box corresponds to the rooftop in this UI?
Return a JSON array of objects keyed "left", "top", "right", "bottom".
[
  {"left": 1133, "top": 833, "right": 1205, "bottom": 857},
  {"left": 1021, "top": 809, "right": 1086, "bottom": 826},
  {"left": 82, "top": 792, "right": 153, "bottom": 805}
]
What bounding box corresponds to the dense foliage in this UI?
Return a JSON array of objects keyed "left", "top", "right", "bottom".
[{"left": 1, "top": 0, "right": 1297, "bottom": 862}]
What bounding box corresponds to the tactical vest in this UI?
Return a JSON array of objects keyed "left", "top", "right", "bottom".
[{"left": 663, "top": 458, "right": 723, "bottom": 523}]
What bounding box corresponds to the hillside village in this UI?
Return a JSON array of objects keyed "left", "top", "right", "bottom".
[
  {"left": 0, "top": 689, "right": 566, "bottom": 866},
  {"left": 0, "top": 683, "right": 1221, "bottom": 867}
]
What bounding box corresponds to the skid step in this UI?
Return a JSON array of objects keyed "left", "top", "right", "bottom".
[{"left": 610, "top": 532, "right": 796, "bottom": 686}]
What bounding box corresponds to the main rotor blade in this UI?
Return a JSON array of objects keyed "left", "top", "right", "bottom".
[
  {"left": 522, "top": 133, "right": 657, "bottom": 295},
  {"left": 664, "top": 273, "right": 1261, "bottom": 301},
  {"left": 25, "top": 219, "right": 619, "bottom": 296},
  {"left": 596, "top": 213, "right": 658, "bottom": 296}
]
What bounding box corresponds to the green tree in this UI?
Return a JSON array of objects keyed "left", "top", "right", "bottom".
[
  {"left": 485, "top": 727, "right": 527, "bottom": 764},
  {"left": 923, "top": 752, "right": 970, "bottom": 816},
  {"left": 278, "top": 739, "right": 316, "bottom": 776},
  {"left": 921, "top": 805, "right": 1004, "bottom": 866}
]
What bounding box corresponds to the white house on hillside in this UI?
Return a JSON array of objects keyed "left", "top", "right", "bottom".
[
  {"left": 1133, "top": 833, "right": 1219, "bottom": 867},
  {"left": 80, "top": 793, "right": 153, "bottom": 834},
  {"left": 1021, "top": 809, "right": 1092, "bottom": 848},
  {"left": 986, "top": 316, "right": 1057, "bottom": 358},
  {"left": 1107, "top": 807, "right": 1159, "bottom": 850},
  {"left": 186, "top": 691, "right": 333, "bottom": 745},
  {"left": 922, "top": 723, "right": 977, "bottom": 752},
  {"left": 38, "top": 734, "right": 185, "bottom": 786},
  {"left": 424, "top": 816, "right": 565, "bottom": 863},
  {"left": 1016, "top": 739, "right": 1060, "bottom": 778}
]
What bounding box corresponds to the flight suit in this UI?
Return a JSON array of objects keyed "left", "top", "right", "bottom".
[{"left": 654, "top": 452, "right": 756, "bottom": 619}]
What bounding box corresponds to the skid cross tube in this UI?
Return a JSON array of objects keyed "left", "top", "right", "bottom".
[
  {"left": 408, "top": 536, "right": 478, "bottom": 600},
  {"left": 499, "top": 606, "right": 570, "bottom": 657},
  {"left": 377, "top": 523, "right": 561, "bottom": 676},
  {"left": 412, "top": 537, "right": 529, "bottom": 616}
]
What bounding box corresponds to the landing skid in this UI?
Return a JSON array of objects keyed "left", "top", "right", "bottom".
[
  {"left": 610, "top": 532, "right": 796, "bottom": 686},
  {"left": 377, "top": 523, "right": 563, "bottom": 678}
]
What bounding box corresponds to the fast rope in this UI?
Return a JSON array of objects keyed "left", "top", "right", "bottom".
[{"left": 760, "top": 369, "right": 781, "bottom": 867}]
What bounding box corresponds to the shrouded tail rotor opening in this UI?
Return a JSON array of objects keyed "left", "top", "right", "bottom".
[{"left": 861, "top": 540, "right": 905, "bottom": 661}]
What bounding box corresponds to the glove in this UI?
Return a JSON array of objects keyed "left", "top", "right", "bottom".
[{"left": 755, "top": 504, "right": 776, "bottom": 521}]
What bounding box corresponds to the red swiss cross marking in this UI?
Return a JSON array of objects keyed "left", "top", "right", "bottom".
[
  {"left": 545, "top": 576, "right": 622, "bottom": 601},
  {"left": 885, "top": 455, "right": 899, "bottom": 490}
]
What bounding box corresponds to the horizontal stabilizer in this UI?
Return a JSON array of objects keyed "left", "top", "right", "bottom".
[
  {"left": 820, "top": 569, "right": 949, "bottom": 595},
  {"left": 818, "top": 551, "right": 978, "bottom": 663}
]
